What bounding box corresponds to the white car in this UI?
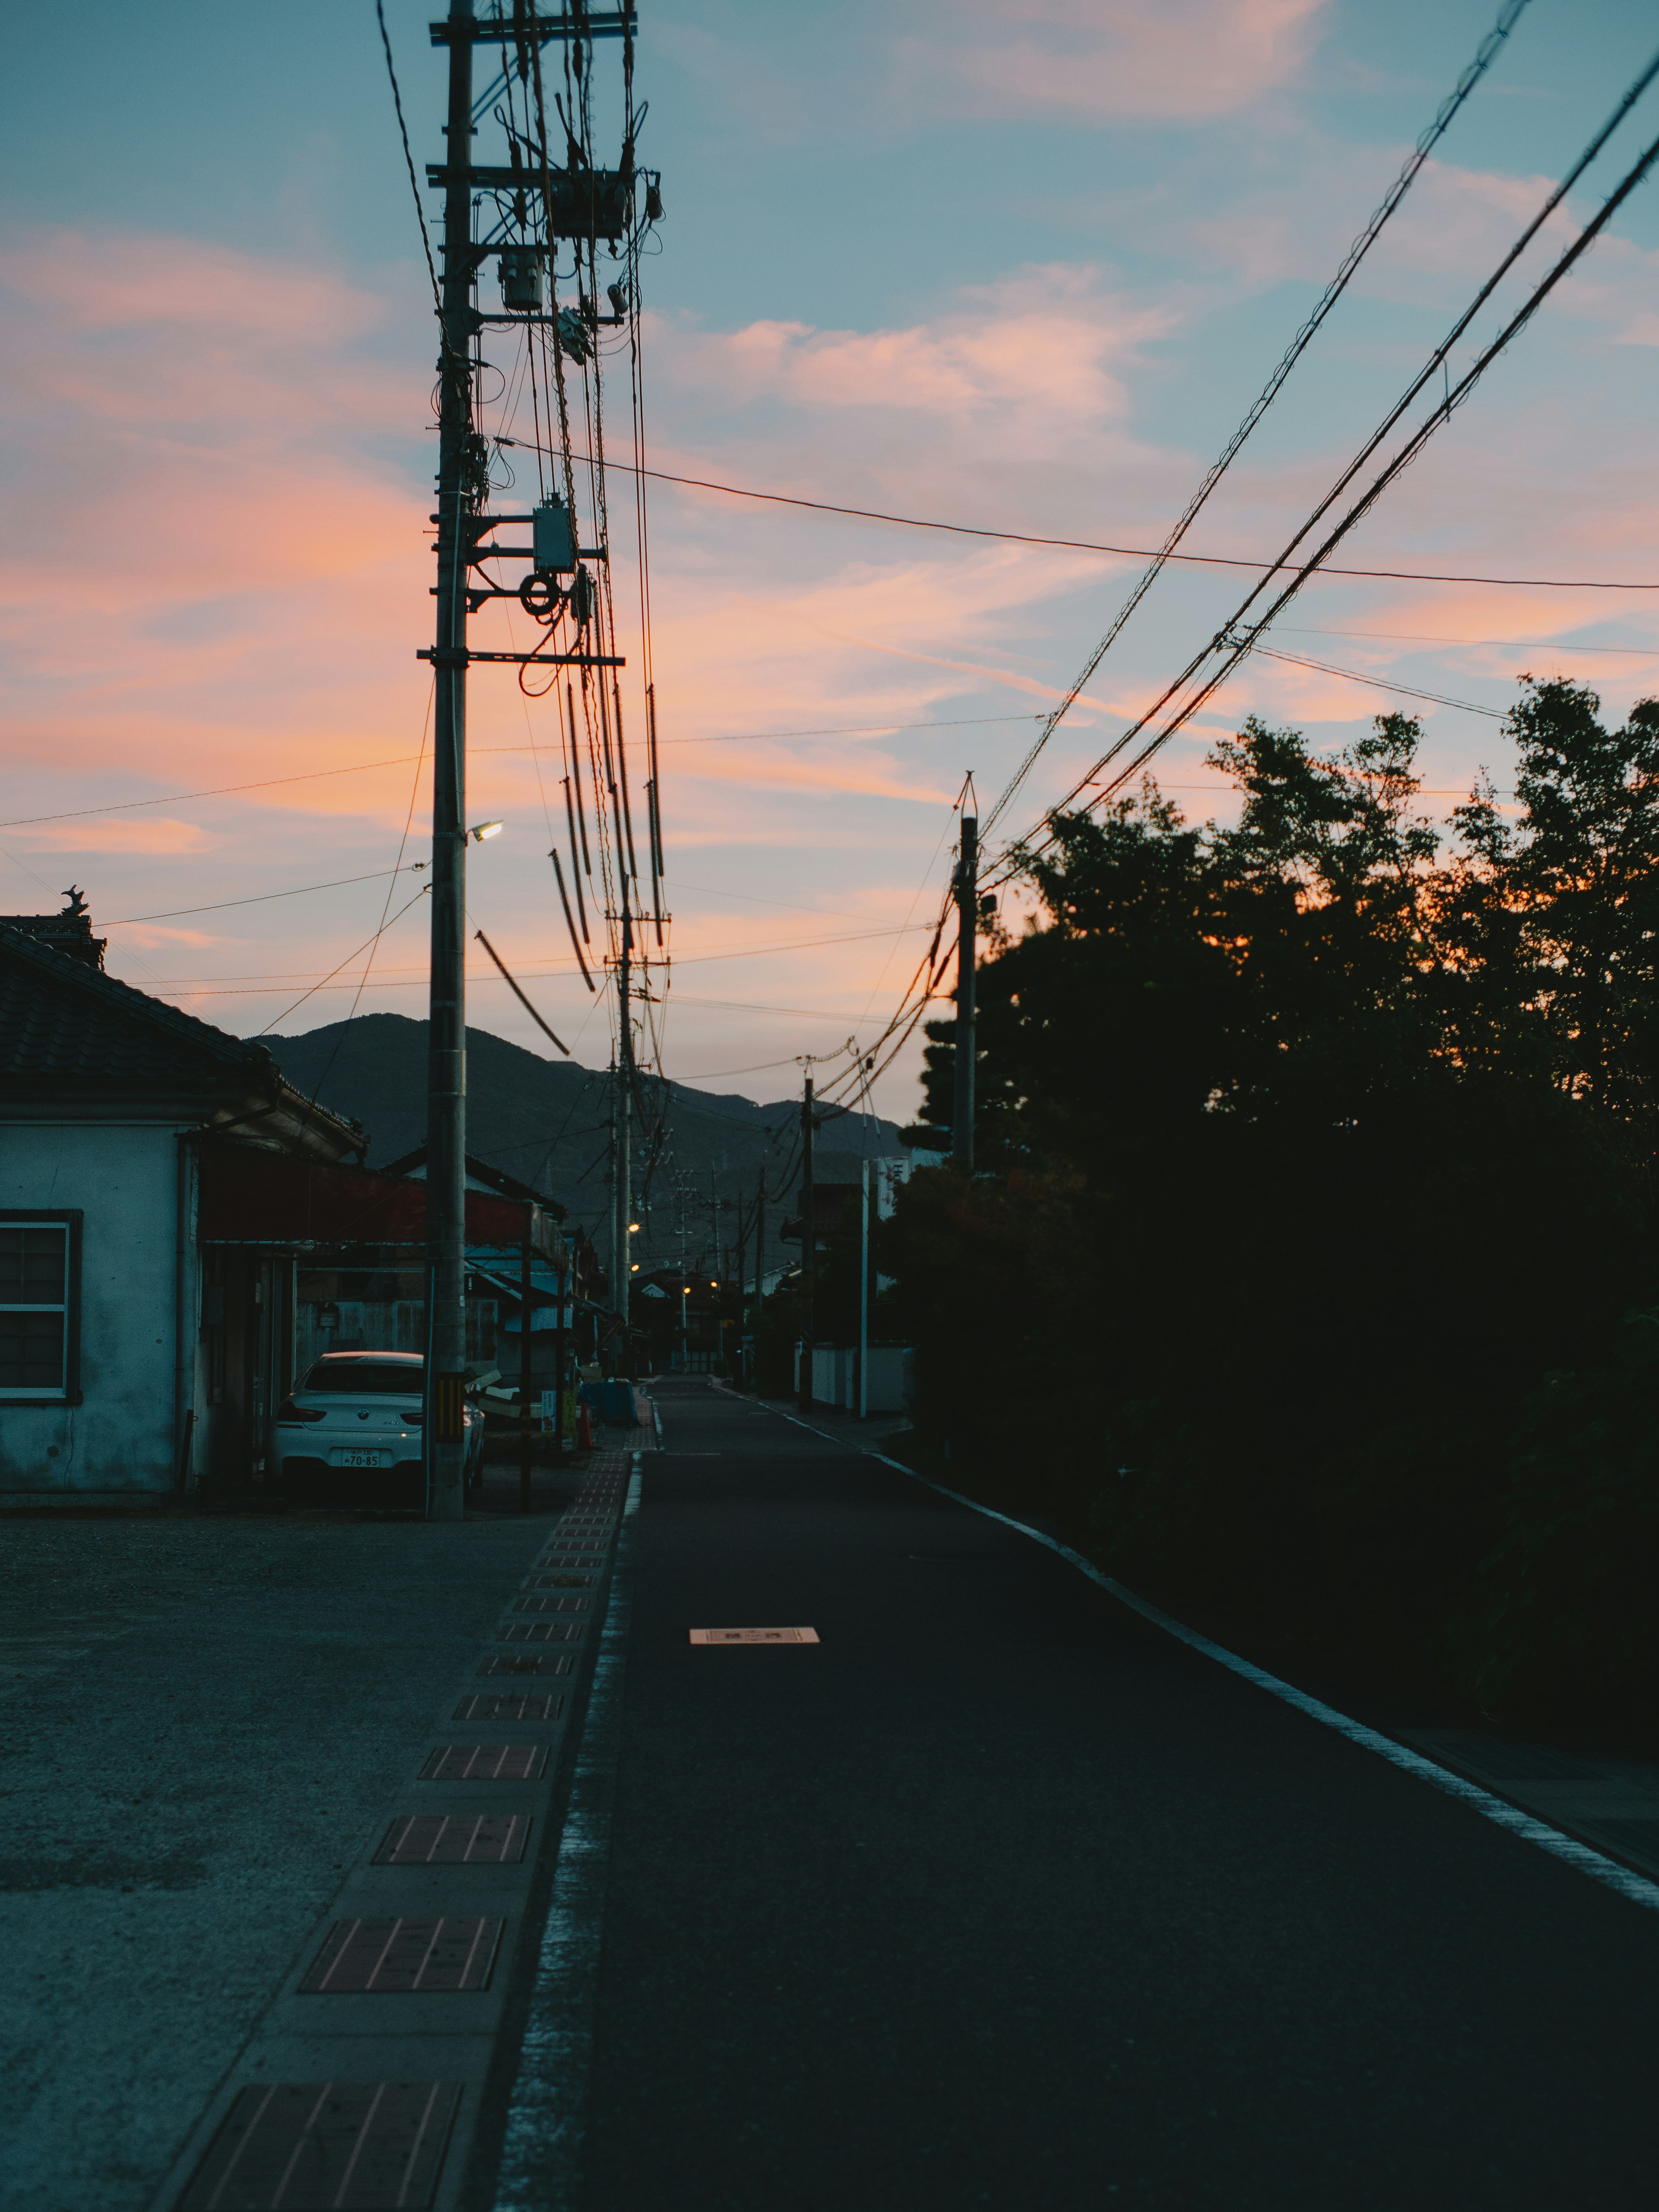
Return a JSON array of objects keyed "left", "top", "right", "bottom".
[{"left": 269, "top": 1351, "right": 484, "bottom": 1503}]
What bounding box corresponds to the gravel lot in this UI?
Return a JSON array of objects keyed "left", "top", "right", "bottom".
[{"left": 0, "top": 1483, "right": 565, "bottom": 2212}]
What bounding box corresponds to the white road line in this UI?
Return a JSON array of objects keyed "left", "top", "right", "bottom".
[
  {"left": 868, "top": 1453, "right": 1659, "bottom": 1918},
  {"left": 492, "top": 1458, "right": 644, "bottom": 2210}
]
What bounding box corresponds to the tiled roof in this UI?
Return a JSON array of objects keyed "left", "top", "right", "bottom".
[{"left": 0, "top": 919, "right": 275, "bottom": 1094}]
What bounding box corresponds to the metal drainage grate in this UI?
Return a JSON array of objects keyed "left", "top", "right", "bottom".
[
  {"left": 374, "top": 1815, "right": 531, "bottom": 1866},
  {"left": 521, "top": 1572, "right": 596, "bottom": 1589},
  {"left": 179, "top": 2080, "right": 461, "bottom": 2211},
  {"left": 419, "top": 1744, "right": 548, "bottom": 1781},
  {"left": 496, "top": 1621, "right": 584, "bottom": 1645},
  {"left": 301, "top": 1918, "right": 503, "bottom": 1995},
  {"left": 688, "top": 1627, "right": 821, "bottom": 1645},
  {"left": 511, "top": 1594, "right": 591, "bottom": 1616},
  {"left": 453, "top": 1692, "right": 564, "bottom": 1722},
  {"left": 477, "top": 1653, "right": 573, "bottom": 1679}
]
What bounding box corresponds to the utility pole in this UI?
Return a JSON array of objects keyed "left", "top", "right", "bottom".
[
  {"left": 754, "top": 1162, "right": 765, "bottom": 1321},
  {"left": 425, "top": 0, "right": 475, "bottom": 1522},
  {"left": 553, "top": 1240, "right": 569, "bottom": 1464},
  {"left": 858, "top": 1157, "right": 870, "bottom": 1420},
  {"left": 518, "top": 1235, "right": 534, "bottom": 1512},
  {"left": 617, "top": 901, "right": 633, "bottom": 1373},
  {"left": 798, "top": 1073, "right": 815, "bottom": 1413},
  {"left": 733, "top": 1197, "right": 747, "bottom": 1390},
  {"left": 953, "top": 813, "right": 978, "bottom": 1173}
]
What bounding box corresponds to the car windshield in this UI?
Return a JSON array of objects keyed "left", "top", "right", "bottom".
[{"left": 302, "top": 1361, "right": 423, "bottom": 1397}]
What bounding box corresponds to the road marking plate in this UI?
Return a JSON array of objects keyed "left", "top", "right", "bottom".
[
  {"left": 478, "top": 1653, "right": 573, "bottom": 1678},
  {"left": 179, "top": 2081, "right": 461, "bottom": 2210},
  {"left": 419, "top": 1743, "right": 548, "bottom": 1781},
  {"left": 300, "top": 1918, "right": 502, "bottom": 1995},
  {"left": 688, "top": 1627, "right": 820, "bottom": 1645},
  {"left": 453, "top": 1691, "right": 564, "bottom": 1721},
  {"left": 375, "top": 1815, "right": 531, "bottom": 1866}
]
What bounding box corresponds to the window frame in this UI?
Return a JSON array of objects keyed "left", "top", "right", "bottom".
[{"left": 0, "top": 1210, "right": 83, "bottom": 1406}]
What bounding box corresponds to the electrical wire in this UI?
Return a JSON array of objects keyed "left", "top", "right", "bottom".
[
  {"left": 494, "top": 437, "right": 1659, "bottom": 593},
  {"left": 254, "top": 884, "right": 431, "bottom": 1038},
  {"left": 1247, "top": 644, "right": 1507, "bottom": 719},
  {"left": 102, "top": 865, "right": 426, "bottom": 928},
  {"left": 980, "top": 0, "right": 1534, "bottom": 838},
  {"left": 1007, "top": 60, "right": 1659, "bottom": 864}
]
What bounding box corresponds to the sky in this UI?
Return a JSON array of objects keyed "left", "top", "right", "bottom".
[{"left": 3, "top": 0, "right": 1659, "bottom": 1127}]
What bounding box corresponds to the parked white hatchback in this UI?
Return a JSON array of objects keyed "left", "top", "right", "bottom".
[{"left": 268, "top": 1351, "right": 483, "bottom": 1503}]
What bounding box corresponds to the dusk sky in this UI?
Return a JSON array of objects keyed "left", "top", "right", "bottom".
[{"left": 4, "top": 0, "right": 1658, "bottom": 1116}]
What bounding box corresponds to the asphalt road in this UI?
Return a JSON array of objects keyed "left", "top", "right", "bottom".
[
  {"left": 569, "top": 1380, "right": 1659, "bottom": 2210},
  {"left": 0, "top": 1481, "right": 567, "bottom": 2212}
]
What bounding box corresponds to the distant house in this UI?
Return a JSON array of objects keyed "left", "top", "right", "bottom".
[{"left": 0, "top": 899, "right": 364, "bottom": 1501}]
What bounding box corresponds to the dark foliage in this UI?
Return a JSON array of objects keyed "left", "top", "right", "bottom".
[{"left": 888, "top": 683, "right": 1659, "bottom": 1746}]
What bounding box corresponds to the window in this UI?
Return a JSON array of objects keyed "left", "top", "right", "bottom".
[{"left": 0, "top": 1212, "right": 81, "bottom": 1403}]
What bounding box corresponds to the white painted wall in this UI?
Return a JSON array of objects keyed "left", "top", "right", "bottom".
[{"left": 1, "top": 1121, "right": 184, "bottom": 1496}]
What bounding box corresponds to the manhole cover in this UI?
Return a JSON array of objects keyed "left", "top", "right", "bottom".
[
  {"left": 419, "top": 1744, "right": 548, "bottom": 1781},
  {"left": 453, "top": 1692, "right": 563, "bottom": 1721},
  {"left": 374, "top": 1815, "right": 530, "bottom": 1866},
  {"left": 688, "top": 1627, "right": 820, "bottom": 1645},
  {"left": 477, "top": 1653, "right": 573, "bottom": 1678},
  {"left": 180, "top": 2081, "right": 461, "bottom": 2210},
  {"left": 496, "top": 1621, "right": 584, "bottom": 1645},
  {"left": 300, "top": 1919, "right": 502, "bottom": 1995}
]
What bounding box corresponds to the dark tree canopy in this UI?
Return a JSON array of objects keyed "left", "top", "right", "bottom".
[{"left": 887, "top": 683, "right": 1659, "bottom": 1747}]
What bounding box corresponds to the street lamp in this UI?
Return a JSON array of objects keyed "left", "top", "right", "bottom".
[{"left": 468, "top": 820, "right": 505, "bottom": 843}]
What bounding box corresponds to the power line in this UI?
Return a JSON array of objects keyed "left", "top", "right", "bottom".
[
  {"left": 1010, "top": 58, "right": 1659, "bottom": 862},
  {"left": 1246, "top": 644, "right": 1506, "bottom": 719},
  {"left": 498, "top": 437, "right": 1659, "bottom": 594},
  {"left": 374, "top": 0, "right": 444, "bottom": 320},
  {"left": 103, "top": 864, "right": 425, "bottom": 927},
  {"left": 979, "top": 0, "right": 1535, "bottom": 838},
  {"left": 0, "top": 717, "right": 1044, "bottom": 836},
  {"left": 1281, "top": 626, "right": 1659, "bottom": 656}
]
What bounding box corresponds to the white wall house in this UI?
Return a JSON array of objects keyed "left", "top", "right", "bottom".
[{"left": 1, "top": 905, "right": 363, "bottom": 1502}]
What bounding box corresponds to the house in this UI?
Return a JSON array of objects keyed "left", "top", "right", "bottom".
[
  {"left": 1, "top": 896, "right": 567, "bottom": 1500},
  {"left": 0, "top": 900, "right": 364, "bottom": 1501}
]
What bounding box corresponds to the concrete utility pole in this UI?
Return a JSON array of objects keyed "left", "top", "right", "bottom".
[
  {"left": 858, "top": 1157, "right": 870, "bottom": 1420},
  {"left": 754, "top": 1163, "right": 765, "bottom": 1317},
  {"left": 617, "top": 900, "right": 634, "bottom": 1365},
  {"left": 798, "top": 1073, "right": 815, "bottom": 1412},
  {"left": 426, "top": 0, "right": 476, "bottom": 1521},
  {"left": 953, "top": 813, "right": 978, "bottom": 1173}
]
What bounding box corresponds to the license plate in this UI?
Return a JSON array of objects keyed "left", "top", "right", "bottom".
[{"left": 331, "top": 1447, "right": 390, "bottom": 1469}]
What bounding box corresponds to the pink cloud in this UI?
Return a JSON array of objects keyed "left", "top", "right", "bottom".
[{"left": 889, "top": 0, "right": 1330, "bottom": 123}]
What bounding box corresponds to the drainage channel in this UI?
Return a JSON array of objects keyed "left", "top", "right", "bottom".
[{"left": 151, "top": 1452, "right": 639, "bottom": 2212}]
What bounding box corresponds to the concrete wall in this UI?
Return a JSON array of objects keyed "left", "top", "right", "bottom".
[
  {"left": 2, "top": 1120, "right": 185, "bottom": 1497},
  {"left": 797, "top": 1342, "right": 911, "bottom": 1414}
]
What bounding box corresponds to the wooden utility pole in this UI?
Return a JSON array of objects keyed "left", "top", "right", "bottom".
[
  {"left": 798, "top": 1074, "right": 815, "bottom": 1412},
  {"left": 953, "top": 813, "right": 978, "bottom": 1172},
  {"left": 425, "top": 0, "right": 476, "bottom": 1521}
]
